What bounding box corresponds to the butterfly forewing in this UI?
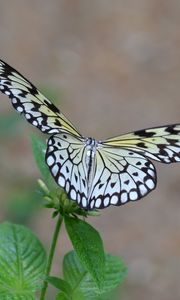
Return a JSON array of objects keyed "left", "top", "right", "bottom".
[
  {"left": 46, "top": 132, "right": 89, "bottom": 208},
  {"left": 103, "top": 124, "right": 180, "bottom": 163},
  {"left": 0, "top": 60, "right": 80, "bottom": 136}
]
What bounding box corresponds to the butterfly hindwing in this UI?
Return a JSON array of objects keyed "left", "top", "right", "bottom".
[
  {"left": 46, "top": 132, "right": 89, "bottom": 208},
  {"left": 0, "top": 60, "right": 80, "bottom": 136},
  {"left": 88, "top": 146, "right": 156, "bottom": 209}
]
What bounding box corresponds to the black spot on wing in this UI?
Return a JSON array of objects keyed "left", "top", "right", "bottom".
[
  {"left": 110, "top": 182, "right": 116, "bottom": 188},
  {"left": 165, "top": 125, "right": 178, "bottom": 134},
  {"left": 31, "top": 103, "right": 41, "bottom": 110},
  {"left": 145, "top": 161, "right": 150, "bottom": 167},
  {"left": 82, "top": 178, "right": 86, "bottom": 188},
  {"left": 157, "top": 146, "right": 169, "bottom": 156},
  {"left": 29, "top": 86, "right": 40, "bottom": 96},
  {"left": 132, "top": 172, "right": 138, "bottom": 176},
  {"left": 66, "top": 166, "right": 70, "bottom": 173},
  {"left": 166, "top": 138, "right": 178, "bottom": 145},
  {"left": 136, "top": 142, "right": 148, "bottom": 148},
  {"left": 134, "top": 129, "right": 155, "bottom": 137},
  {"left": 54, "top": 119, "right": 61, "bottom": 126},
  {"left": 74, "top": 173, "right": 78, "bottom": 183},
  {"left": 44, "top": 99, "right": 60, "bottom": 113},
  {"left": 99, "top": 183, "right": 104, "bottom": 189}
]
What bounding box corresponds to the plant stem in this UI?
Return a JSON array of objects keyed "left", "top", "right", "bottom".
[{"left": 40, "top": 214, "right": 63, "bottom": 300}]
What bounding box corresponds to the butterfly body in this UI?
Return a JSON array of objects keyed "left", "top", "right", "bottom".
[
  {"left": 0, "top": 59, "right": 180, "bottom": 210},
  {"left": 85, "top": 137, "right": 98, "bottom": 204}
]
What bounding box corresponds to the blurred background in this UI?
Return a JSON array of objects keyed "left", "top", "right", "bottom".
[{"left": 0, "top": 1, "right": 180, "bottom": 299}]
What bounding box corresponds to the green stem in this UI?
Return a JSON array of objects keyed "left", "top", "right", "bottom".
[{"left": 40, "top": 214, "right": 63, "bottom": 300}]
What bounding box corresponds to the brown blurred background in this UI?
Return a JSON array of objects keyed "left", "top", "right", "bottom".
[{"left": 0, "top": 1, "right": 180, "bottom": 299}]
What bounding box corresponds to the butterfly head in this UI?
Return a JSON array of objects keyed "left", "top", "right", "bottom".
[{"left": 85, "top": 137, "right": 98, "bottom": 155}]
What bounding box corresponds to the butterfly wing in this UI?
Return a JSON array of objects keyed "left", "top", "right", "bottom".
[
  {"left": 46, "top": 132, "right": 89, "bottom": 208},
  {"left": 103, "top": 124, "right": 180, "bottom": 163},
  {"left": 0, "top": 60, "right": 81, "bottom": 136},
  {"left": 87, "top": 124, "right": 180, "bottom": 209},
  {"left": 88, "top": 145, "right": 156, "bottom": 209}
]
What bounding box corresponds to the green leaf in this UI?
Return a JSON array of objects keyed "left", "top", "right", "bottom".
[
  {"left": 47, "top": 276, "right": 72, "bottom": 295},
  {"left": 100, "top": 254, "right": 127, "bottom": 293},
  {"left": 30, "top": 135, "right": 52, "bottom": 184},
  {"left": 63, "top": 251, "right": 127, "bottom": 299},
  {"left": 55, "top": 292, "right": 69, "bottom": 300},
  {"left": 64, "top": 217, "right": 105, "bottom": 288},
  {"left": 0, "top": 222, "right": 46, "bottom": 299}
]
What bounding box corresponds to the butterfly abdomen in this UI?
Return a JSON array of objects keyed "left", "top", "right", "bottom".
[{"left": 85, "top": 138, "right": 98, "bottom": 207}]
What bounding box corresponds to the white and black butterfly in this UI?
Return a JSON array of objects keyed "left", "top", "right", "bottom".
[{"left": 0, "top": 59, "right": 180, "bottom": 210}]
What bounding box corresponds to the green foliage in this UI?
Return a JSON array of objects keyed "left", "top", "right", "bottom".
[
  {"left": 48, "top": 250, "right": 127, "bottom": 300},
  {"left": 31, "top": 135, "right": 53, "bottom": 186},
  {"left": 0, "top": 222, "right": 46, "bottom": 299},
  {"left": 55, "top": 293, "right": 69, "bottom": 300},
  {"left": 65, "top": 216, "right": 105, "bottom": 288},
  {"left": 47, "top": 276, "right": 72, "bottom": 295}
]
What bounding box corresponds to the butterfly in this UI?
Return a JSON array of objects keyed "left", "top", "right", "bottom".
[{"left": 0, "top": 59, "right": 180, "bottom": 210}]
